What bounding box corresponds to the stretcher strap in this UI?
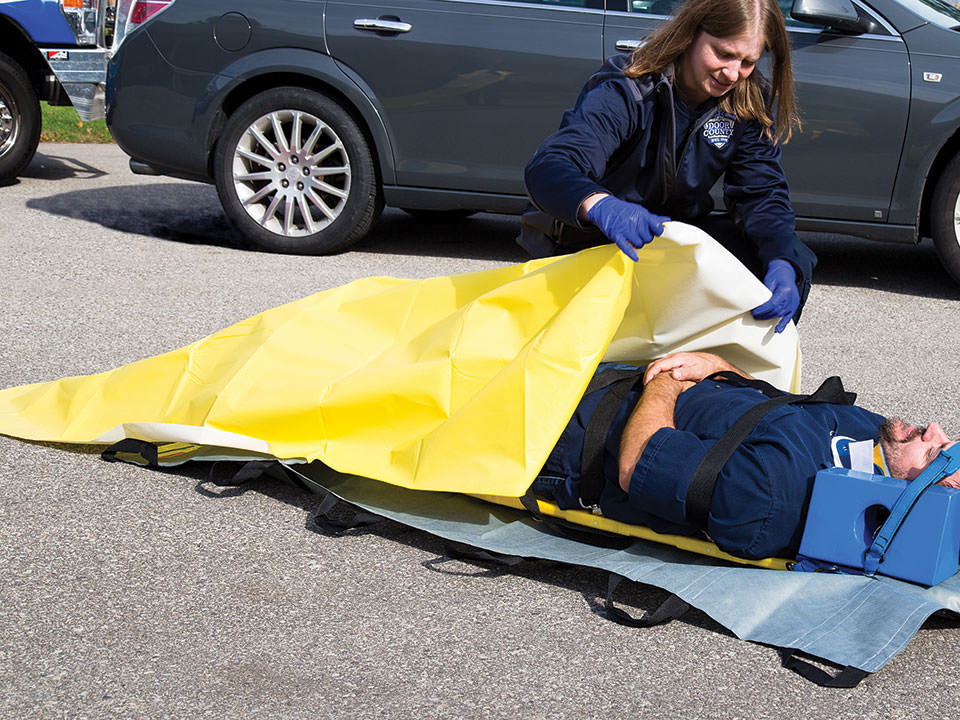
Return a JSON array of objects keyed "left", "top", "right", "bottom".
[
  {"left": 580, "top": 369, "right": 645, "bottom": 505},
  {"left": 685, "top": 375, "right": 853, "bottom": 530}
]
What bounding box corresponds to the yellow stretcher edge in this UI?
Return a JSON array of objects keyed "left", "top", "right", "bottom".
[{"left": 471, "top": 493, "right": 792, "bottom": 571}]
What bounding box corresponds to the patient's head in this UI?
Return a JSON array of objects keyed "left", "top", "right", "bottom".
[{"left": 878, "top": 418, "right": 960, "bottom": 488}]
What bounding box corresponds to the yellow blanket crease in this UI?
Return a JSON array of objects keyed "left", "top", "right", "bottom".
[{"left": 0, "top": 223, "right": 800, "bottom": 497}]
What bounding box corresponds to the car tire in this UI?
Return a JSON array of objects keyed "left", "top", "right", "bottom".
[
  {"left": 931, "top": 153, "right": 960, "bottom": 285},
  {"left": 214, "top": 87, "right": 382, "bottom": 254},
  {"left": 0, "top": 51, "right": 41, "bottom": 183}
]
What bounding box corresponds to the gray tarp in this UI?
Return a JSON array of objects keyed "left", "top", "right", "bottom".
[{"left": 295, "top": 465, "right": 960, "bottom": 677}]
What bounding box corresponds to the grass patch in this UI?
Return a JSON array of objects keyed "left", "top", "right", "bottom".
[{"left": 40, "top": 102, "right": 114, "bottom": 143}]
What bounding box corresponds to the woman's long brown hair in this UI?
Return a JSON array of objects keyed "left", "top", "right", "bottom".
[{"left": 624, "top": 0, "right": 799, "bottom": 143}]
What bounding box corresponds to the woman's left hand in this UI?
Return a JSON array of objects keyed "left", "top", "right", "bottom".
[{"left": 751, "top": 259, "right": 799, "bottom": 333}]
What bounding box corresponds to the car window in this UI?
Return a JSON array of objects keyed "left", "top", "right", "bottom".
[
  {"left": 893, "top": 0, "right": 960, "bottom": 28},
  {"left": 507, "top": 0, "right": 604, "bottom": 8},
  {"left": 777, "top": 0, "right": 822, "bottom": 28},
  {"left": 619, "top": 0, "right": 883, "bottom": 32},
  {"left": 626, "top": 0, "right": 684, "bottom": 13},
  {"left": 782, "top": 0, "right": 895, "bottom": 34},
  {"left": 621, "top": 0, "right": 823, "bottom": 27}
]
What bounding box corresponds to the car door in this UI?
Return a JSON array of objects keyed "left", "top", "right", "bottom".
[
  {"left": 325, "top": 0, "right": 605, "bottom": 196},
  {"left": 600, "top": 0, "right": 911, "bottom": 224},
  {"left": 776, "top": 1, "right": 910, "bottom": 224}
]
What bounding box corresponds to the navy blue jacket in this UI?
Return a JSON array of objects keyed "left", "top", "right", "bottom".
[
  {"left": 534, "top": 365, "right": 885, "bottom": 560},
  {"left": 524, "top": 56, "right": 814, "bottom": 293}
]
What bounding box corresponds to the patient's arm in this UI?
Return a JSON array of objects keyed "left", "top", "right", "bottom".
[
  {"left": 643, "top": 351, "right": 753, "bottom": 385},
  {"left": 618, "top": 374, "right": 693, "bottom": 493}
]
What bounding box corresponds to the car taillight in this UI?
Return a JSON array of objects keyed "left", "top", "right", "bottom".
[{"left": 129, "top": 0, "right": 174, "bottom": 26}]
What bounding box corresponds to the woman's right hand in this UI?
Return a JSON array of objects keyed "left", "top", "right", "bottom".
[{"left": 583, "top": 195, "right": 670, "bottom": 261}]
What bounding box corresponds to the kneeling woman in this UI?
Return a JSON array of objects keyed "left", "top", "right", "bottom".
[{"left": 523, "top": 0, "right": 815, "bottom": 333}]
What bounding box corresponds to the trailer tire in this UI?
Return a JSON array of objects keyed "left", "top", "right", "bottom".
[{"left": 0, "top": 51, "right": 41, "bottom": 183}]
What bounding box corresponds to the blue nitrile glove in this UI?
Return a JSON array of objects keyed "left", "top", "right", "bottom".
[
  {"left": 585, "top": 196, "right": 670, "bottom": 261},
  {"left": 751, "top": 259, "right": 800, "bottom": 333}
]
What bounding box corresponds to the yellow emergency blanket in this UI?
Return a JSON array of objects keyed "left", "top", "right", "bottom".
[{"left": 0, "top": 223, "right": 800, "bottom": 497}]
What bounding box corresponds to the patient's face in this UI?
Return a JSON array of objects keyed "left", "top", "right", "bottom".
[{"left": 878, "top": 418, "right": 960, "bottom": 488}]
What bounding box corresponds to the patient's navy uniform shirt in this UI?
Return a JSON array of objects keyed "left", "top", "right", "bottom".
[
  {"left": 534, "top": 364, "right": 885, "bottom": 559},
  {"left": 524, "top": 54, "right": 815, "bottom": 305}
]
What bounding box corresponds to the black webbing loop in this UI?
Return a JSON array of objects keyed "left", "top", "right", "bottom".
[
  {"left": 603, "top": 574, "right": 690, "bottom": 628},
  {"left": 101, "top": 438, "right": 160, "bottom": 468},
  {"left": 443, "top": 541, "right": 526, "bottom": 567},
  {"left": 779, "top": 649, "right": 871, "bottom": 688},
  {"left": 306, "top": 493, "right": 383, "bottom": 535},
  {"left": 197, "top": 460, "right": 314, "bottom": 496},
  {"left": 579, "top": 368, "right": 645, "bottom": 506},
  {"left": 685, "top": 375, "right": 854, "bottom": 530},
  {"left": 213, "top": 460, "right": 276, "bottom": 486}
]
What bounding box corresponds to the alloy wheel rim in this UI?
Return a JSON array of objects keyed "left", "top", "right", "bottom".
[
  {"left": 0, "top": 88, "right": 19, "bottom": 159},
  {"left": 231, "top": 109, "right": 351, "bottom": 237},
  {"left": 953, "top": 191, "right": 960, "bottom": 249}
]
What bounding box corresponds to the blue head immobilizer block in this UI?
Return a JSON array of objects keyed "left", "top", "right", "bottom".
[{"left": 799, "top": 467, "right": 960, "bottom": 586}]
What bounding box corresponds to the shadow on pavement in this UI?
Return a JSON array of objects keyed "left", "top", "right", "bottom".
[
  {"left": 802, "top": 232, "right": 960, "bottom": 300},
  {"left": 25, "top": 180, "right": 960, "bottom": 297},
  {"left": 26, "top": 182, "right": 245, "bottom": 249},
  {"left": 25, "top": 183, "right": 528, "bottom": 263},
  {"left": 21, "top": 151, "right": 109, "bottom": 181}
]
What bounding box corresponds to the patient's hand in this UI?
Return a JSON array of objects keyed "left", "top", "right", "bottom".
[{"left": 643, "top": 352, "right": 741, "bottom": 385}]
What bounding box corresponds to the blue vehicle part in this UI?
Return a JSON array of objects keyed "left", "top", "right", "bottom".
[
  {"left": 1, "top": 0, "right": 77, "bottom": 46},
  {"left": 798, "top": 448, "right": 960, "bottom": 586}
]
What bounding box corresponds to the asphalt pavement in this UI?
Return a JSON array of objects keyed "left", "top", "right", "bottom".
[{"left": 2, "top": 143, "right": 960, "bottom": 718}]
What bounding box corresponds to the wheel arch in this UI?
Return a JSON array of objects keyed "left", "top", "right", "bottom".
[
  {"left": 0, "top": 17, "right": 50, "bottom": 96},
  {"left": 918, "top": 129, "right": 960, "bottom": 239},
  {"left": 203, "top": 53, "right": 396, "bottom": 187}
]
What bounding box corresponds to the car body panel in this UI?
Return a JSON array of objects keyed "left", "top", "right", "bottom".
[
  {"left": 104, "top": 0, "right": 960, "bottom": 258},
  {"left": 889, "top": 21, "right": 960, "bottom": 229},
  {"left": 606, "top": 0, "right": 911, "bottom": 224},
  {"left": 325, "top": 0, "right": 604, "bottom": 195},
  {"left": 108, "top": 42, "right": 397, "bottom": 184}
]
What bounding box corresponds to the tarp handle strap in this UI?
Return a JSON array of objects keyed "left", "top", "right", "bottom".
[
  {"left": 579, "top": 368, "right": 646, "bottom": 506},
  {"left": 307, "top": 492, "right": 383, "bottom": 535},
  {"left": 443, "top": 541, "right": 526, "bottom": 567},
  {"left": 685, "top": 375, "right": 854, "bottom": 530},
  {"left": 863, "top": 445, "right": 960, "bottom": 575},
  {"left": 197, "top": 460, "right": 314, "bottom": 495},
  {"left": 779, "top": 649, "right": 870, "bottom": 688},
  {"left": 101, "top": 438, "right": 160, "bottom": 468},
  {"left": 602, "top": 574, "right": 690, "bottom": 628}
]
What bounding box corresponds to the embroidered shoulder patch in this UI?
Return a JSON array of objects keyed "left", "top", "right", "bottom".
[{"left": 703, "top": 115, "right": 735, "bottom": 150}]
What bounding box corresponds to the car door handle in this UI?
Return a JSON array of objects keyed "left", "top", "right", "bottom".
[
  {"left": 354, "top": 18, "right": 413, "bottom": 34},
  {"left": 615, "top": 39, "right": 644, "bottom": 51}
]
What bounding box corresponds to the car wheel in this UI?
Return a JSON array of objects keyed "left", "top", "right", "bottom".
[
  {"left": 214, "top": 87, "right": 382, "bottom": 254},
  {"left": 931, "top": 153, "right": 960, "bottom": 285},
  {"left": 0, "top": 52, "right": 41, "bottom": 183}
]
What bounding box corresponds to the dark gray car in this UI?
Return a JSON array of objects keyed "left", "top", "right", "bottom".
[{"left": 106, "top": 0, "right": 960, "bottom": 283}]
